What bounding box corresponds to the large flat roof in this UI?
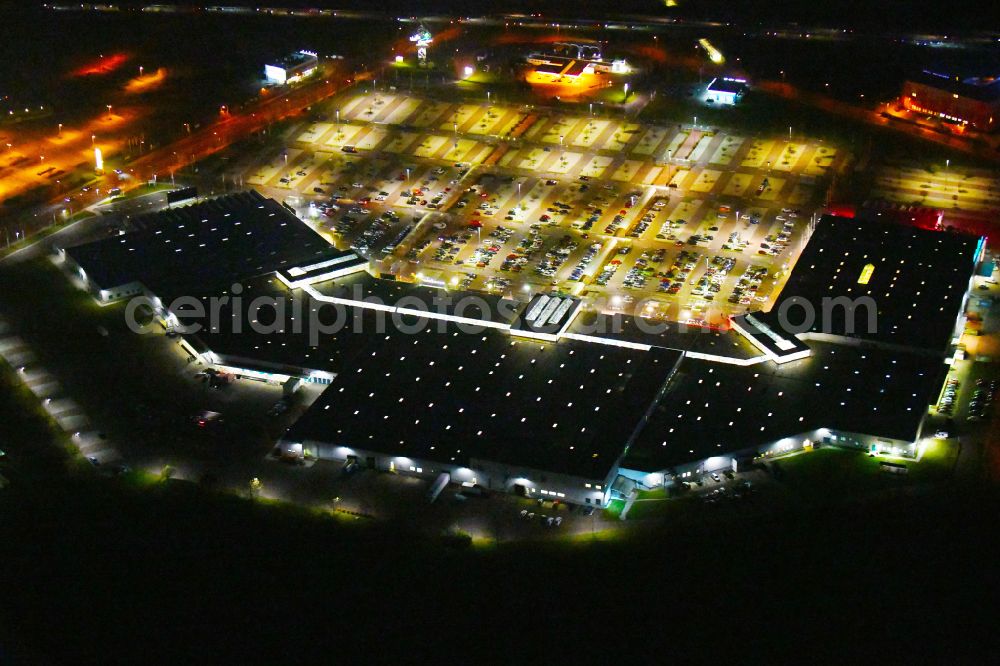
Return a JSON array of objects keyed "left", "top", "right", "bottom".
[
  {"left": 310, "top": 272, "right": 521, "bottom": 328},
  {"left": 623, "top": 342, "right": 945, "bottom": 472},
  {"left": 567, "top": 311, "right": 764, "bottom": 362},
  {"left": 178, "top": 273, "right": 536, "bottom": 376},
  {"left": 910, "top": 70, "right": 1000, "bottom": 103},
  {"left": 64, "top": 191, "right": 343, "bottom": 298},
  {"left": 707, "top": 78, "right": 748, "bottom": 95},
  {"left": 287, "top": 330, "right": 681, "bottom": 479},
  {"left": 773, "top": 215, "right": 980, "bottom": 353},
  {"left": 267, "top": 51, "right": 318, "bottom": 71},
  {"left": 177, "top": 273, "right": 681, "bottom": 479},
  {"left": 178, "top": 275, "right": 372, "bottom": 375}
]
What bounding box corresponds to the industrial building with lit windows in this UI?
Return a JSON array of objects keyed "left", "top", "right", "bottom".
[
  {"left": 901, "top": 69, "right": 1000, "bottom": 132},
  {"left": 57, "top": 198, "right": 986, "bottom": 506},
  {"left": 264, "top": 50, "right": 319, "bottom": 85},
  {"left": 705, "top": 77, "right": 748, "bottom": 106}
]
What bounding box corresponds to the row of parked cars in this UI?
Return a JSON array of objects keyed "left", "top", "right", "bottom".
[
  {"left": 939, "top": 378, "right": 960, "bottom": 415},
  {"left": 433, "top": 231, "right": 473, "bottom": 263},
  {"left": 968, "top": 378, "right": 998, "bottom": 420},
  {"left": 536, "top": 235, "right": 578, "bottom": 278},
  {"left": 569, "top": 242, "right": 605, "bottom": 282},
  {"left": 656, "top": 250, "right": 700, "bottom": 295},
  {"left": 729, "top": 265, "right": 769, "bottom": 305},
  {"left": 623, "top": 248, "right": 666, "bottom": 290}
]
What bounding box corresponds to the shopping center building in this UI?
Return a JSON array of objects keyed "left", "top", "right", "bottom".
[{"left": 58, "top": 195, "right": 985, "bottom": 505}]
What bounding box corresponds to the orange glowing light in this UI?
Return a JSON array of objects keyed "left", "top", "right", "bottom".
[
  {"left": 124, "top": 67, "right": 167, "bottom": 94},
  {"left": 525, "top": 69, "right": 602, "bottom": 98},
  {"left": 71, "top": 52, "right": 131, "bottom": 77}
]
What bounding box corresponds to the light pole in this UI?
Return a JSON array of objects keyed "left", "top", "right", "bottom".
[
  {"left": 106, "top": 104, "right": 112, "bottom": 118},
  {"left": 91, "top": 134, "right": 96, "bottom": 148},
  {"left": 788, "top": 126, "right": 792, "bottom": 140},
  {"left": 58, "top": 123, "right": 63, "bottom": 136},
  {"left": 623, "top": 82, "right": 629, "bottom": 102}
]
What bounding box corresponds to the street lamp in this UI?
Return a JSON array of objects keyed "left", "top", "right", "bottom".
[
  {"left": 106, "top": 104, "right": 112, "bottom": 117},
  {"left": 623, "top": 82, "right": 629, "bottom": 101},
  {"left": 788, "top": 126, "right": 792, "bottom": 140}
]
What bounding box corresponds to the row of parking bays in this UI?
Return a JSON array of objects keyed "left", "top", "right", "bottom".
[
  {"left": 0, "top": 315, "right": 123, "bottom": 471},
  {"left": 266, "top": 136, "right": 812, "bottom": 323},
  {"left": 411, "top": 171, "right": 798, "bottom": 313}
]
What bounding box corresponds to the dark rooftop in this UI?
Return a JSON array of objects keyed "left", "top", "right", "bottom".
[
  {"left": 285, "top": 320, "right": 682, "bottom": 480},
  {"left": 773, "top": 215, "right": 980, "bottom": 353},
  {"left": 567, "top": 310, "right": 763, "bottom": 362},
  {"left": 910, "top": 69, "right": 1000, "bottom": 103},
  {"left": 707, "top": 77, "right": 749, "bottom": 95},
  {"left": 310, "top": 272, "right": 520, "bottom": 328},
  {"left": 64, "top": 191, "right": 344, "bottom": 298},
  {"left": 623, "top": 342, "right": 945, "bottom": 473},
  {"left": 267, "top": 51, "right": 318, "bottom": 70},
  {"left": 175, "top": 272, "right": 681, "bottom": 479},
  {"left": 178, "top": 272, "right": 525, "bottom": 377}
]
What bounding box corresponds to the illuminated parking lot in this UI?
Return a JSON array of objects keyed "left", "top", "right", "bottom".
[{"left": 241, "top": 90, "right": 843, "bottom": 326}]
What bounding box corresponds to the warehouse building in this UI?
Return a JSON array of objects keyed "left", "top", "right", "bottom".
[
  {"left": 264, "top": 50, "right": 319, "bottom": 85},
  {"left": 58, "top": 190, "right": 365, "bottom": 305},
  {"left": 705, "top": 77, "right": 749, "bottom": 106},
  {"left": 901, "top": 69, "right": 1000, "bottom": 132}
]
